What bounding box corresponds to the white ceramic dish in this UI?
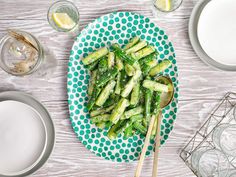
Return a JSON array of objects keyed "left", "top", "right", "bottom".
[
  {"left": 0, "top": 100, "right": 47, "bottom": 176},
  {"left": 189, "top": 0, "right": 236, "bottom": 71},
  {"left": 0, "top": 92, "right": 55, "bottom": 177}
]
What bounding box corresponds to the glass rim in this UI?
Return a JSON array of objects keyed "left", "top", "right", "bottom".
[
  {"left": 47, "top": 0, "right": 79, "bottom": 32},
  {"left": 153, "top": 0, "right": 183, "bottom": 13},
  {"left": 0, "top": 30, "right": 43, "bottom": 76}
]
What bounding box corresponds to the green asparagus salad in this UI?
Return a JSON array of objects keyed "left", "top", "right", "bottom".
[{"left": 81, "top": 37, "right": 171, "bottom": 140}]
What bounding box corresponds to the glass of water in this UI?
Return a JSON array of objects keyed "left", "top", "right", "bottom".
[
  {"left": 47, "top": 0, "right": 79, "bottom": 34},
  {"left": 153, "top": 0, "right": 182, "bottom": 12},
  {"left": 191, "top": 147, "right": 230, "bottom": 177},
  {"left": 213, "top": 124, "right": 236, "bottom": 157}
]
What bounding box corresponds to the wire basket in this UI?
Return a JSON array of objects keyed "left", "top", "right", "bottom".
[{"left": 180, "top": 92, "right": 236, "bottom": 176}]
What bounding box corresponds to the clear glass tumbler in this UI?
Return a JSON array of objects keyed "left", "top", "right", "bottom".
[
  {"left": 213, "top": 124, "right": 236, "bottom": 157},
  {"left": 153, "top": 0, "right": 183, "bottom": 12},
  {"left": 47, "top": 0, "right": 79, "bottom": 34},
  {"left": 0, "top": 29, "right": 57, "bottom": 77},
  {"left": 191, "top": 147, "right": 230, "bottom": 177}
]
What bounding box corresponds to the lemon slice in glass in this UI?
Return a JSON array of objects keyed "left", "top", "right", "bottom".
[
  {"left": 155, "top": 0, "right": 172, "bottom": 11},
  {"left": 52, "top": 13, "right": 76, "bottom": 30}
]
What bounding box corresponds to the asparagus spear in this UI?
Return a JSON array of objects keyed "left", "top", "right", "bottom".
[
  {"left": 133, "top": 122, "right": 147, "bottom": 135},
  {"left": 124, "top": 125, "right": 133, "bottom": 138},
  {"left": 124, "top": 106, "right": 144, "bottom": 119},
  {"left": 91, "top": 114, "right": 110, "bottom": 123},
  {"left": 96, "top": 121, "right": 112, "bottom": 129},
  {"left": 121, "top": 70, "right": 142, "bottom": 97},
  {"left": 130, "top": 114, "right": 144, "bottom": 122},
  {"left": 103, "top": 94, "right": 120, "bottom": 107},
  {"left": 151, "top": 116, "right": 158, "bottom": 137},
  {"left": 96, "top": 122, "right": 106, "bottom": 129},
  {"left": 82, "top": 47, "right": 109, "bottom": 65},
  {"left": 107, "top": 120, "right": 123, "bottom": 139},
  {"left": 115, "top": 56, "right": 124, "bottom": 71},
  {"left": 147, "top": 59, "right": 158, "bottom": 67},
  {"left": 88, "top": 70, "right": 97, "bottom": 96},
  {"left": 98, "top": 57, "right": 108, "bottom": 73},
  {"left": 115, "top": 72, "right": 121, "bottom": 94},
  {"left": 105, "top": 121, "right": 113, "bottom": 129},
  {"left": 142, "top": 59, "right": 158, "bottom": 76},
  {"left": 91, "top": 105, "right": 100, "bottom": 111},
  {"left": 143, "top": 88, "right": 153, "bottom": 127},
  {"left": 149, "top": 59, "right": 172, "bottom": 76},
  {"left": 125, "top": 64, "right": 136, "bottom": 76},
  {"left": 133, "top": 62, "right": 141, "bottom": 71},
  {"left": 107, "top": 52, "right": 115, "bottom": 68},
  {"left": 139, "top": 86, "right": 145, "bottom": 104},
  {"left": 152, "top": 92, "right": 161, "bottom": 114},
  {"left": 112, "top": 44, "right": 136, "bottom": 65},
  {"left": 125, "top": 41, "right": 148, "bottom": 54},
  {"left": 151, "top": 92, "right": 161, "bottom": 137},
  {"left": 110, "top": 98, "right": 130, "bottom": 124},
  {"left": 123, "top": 36, "right": 140, "bottom": 50},
  {"left": 90, "top": 104, "right": 115, "bottom": 117},
  {"left": 143, "top": 80, "right": 168, "bottom": 92},
  {"left": 120, "top": 70, "right": 129, "bottom": 90},
  {"left": 87, "top": 87, "right": 102, "bottom": 110},
  {"left": 123, "top": 114, "right": 143, "bottom": 138},
  {"left": 130, "top": 82, "right": 140, "bottom": 106},
  {"left": 96, "top": 67, "right": 119, "bottom": 87},
  {"left": 115, "top": 119, "right": 131, "bottom": 135},
  {"left": 138, "top": 53, "right": 157, "bottom": 66},
  {"left": 131, "top": 45, "right": 156, "bottom": 60},
  {"left": 86, "top": 60, "right": 99, "bottom": 70},
  {"left": 96, "top": 80, "right": 116, "bottom": 106}
]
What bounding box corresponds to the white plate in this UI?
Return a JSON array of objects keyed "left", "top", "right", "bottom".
[
  {"left": 197, "top": 0, "right": 236, "bottom": 66},
  {"left": 0, "top": 100, "right": 47, "bottom": 176},
  {"left": 189, "top": 0, "right": 236, "bottom": 71}
]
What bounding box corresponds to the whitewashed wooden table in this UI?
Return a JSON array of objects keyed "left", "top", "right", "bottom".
[{"left": 1, "top": 0, "right": 236, "bottom": 176}]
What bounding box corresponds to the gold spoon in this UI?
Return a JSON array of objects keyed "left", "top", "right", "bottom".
[{"left": 134, "top": 76, "right": 174, "bottom": 177}]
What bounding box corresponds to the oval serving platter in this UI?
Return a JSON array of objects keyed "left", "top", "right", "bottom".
[{"left": 67, "top": 12, "right": 179, "bottom": 162}]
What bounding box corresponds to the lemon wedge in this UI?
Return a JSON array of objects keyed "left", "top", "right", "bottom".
[
  {"left": 52, "top": 13, "right": 76, "bottom": 30},
  {"left": 155, "top": 0, "right": 172, "bottom": 11}
]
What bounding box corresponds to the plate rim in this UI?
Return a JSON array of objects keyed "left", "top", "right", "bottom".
[{"left": 189, "top": 0, "right": 236, "bottom": 71}]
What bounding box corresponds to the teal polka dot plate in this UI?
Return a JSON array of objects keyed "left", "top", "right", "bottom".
[{"left": 67, "top": 12, "right": 179, "bottom": 162}]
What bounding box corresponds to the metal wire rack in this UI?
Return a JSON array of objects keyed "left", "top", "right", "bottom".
[{"left": 180, "top": 92, "right": 236, "bottom": 176}]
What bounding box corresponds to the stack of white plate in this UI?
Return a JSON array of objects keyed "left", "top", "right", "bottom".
[
  {"left": 0, "top": 92, "right": 55, "bottom": 177},
  {"left": 189, "top": 0, "right": 236, "bottom": 71}
]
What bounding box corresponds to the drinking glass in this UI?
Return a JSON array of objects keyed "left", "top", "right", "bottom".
[
  {"left": 0, "top": 29, "right": 57, "bottom": 77},
  {"left": 191, "top": 147, "right": 230, "bottom": 177},
  {"left": 213, "top": 124, "right": 236, "bottom": 157},
  {"left": 153, "top": 0, "right": 182, "bottom": 12},
  {"left": 47, "top": 0, "right": 79, "bottom": 33}
]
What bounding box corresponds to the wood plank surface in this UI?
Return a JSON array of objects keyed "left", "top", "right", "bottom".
[{"left": 0, "top": 0, "right": 235, "bottom": 176}]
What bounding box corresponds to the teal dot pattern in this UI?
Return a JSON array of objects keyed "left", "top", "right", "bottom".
[{"left": 67, "top": 12, "right": 179, "bottom": 162}]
